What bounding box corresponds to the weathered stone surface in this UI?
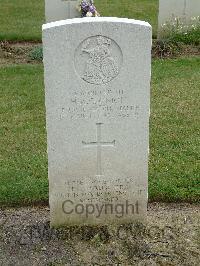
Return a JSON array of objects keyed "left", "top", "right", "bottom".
[
  {"left": 45, "top": 0, "right": 80, "bottom": 22},
  {"left": 43, "top": 17, "right": 152, "bottom": 226}
]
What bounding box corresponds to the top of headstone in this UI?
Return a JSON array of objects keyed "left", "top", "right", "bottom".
[{"left": 42, "top": 17, "right": 151, "bottom": 31}]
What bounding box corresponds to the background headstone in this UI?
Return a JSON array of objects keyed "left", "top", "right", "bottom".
[
  {"left": 45, "top": 0, "right": 80, "bottom": 22},
  {"left": 43, "top": 17, "right": 152, "bottom": 226},
  {"left": 158, "top": 0, "right": 200, "bottom": 37}
]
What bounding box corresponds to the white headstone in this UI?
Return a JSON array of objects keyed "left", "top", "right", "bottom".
[
  {"left": 43, "top": 17, "right": 152, "bottom": 226},
  {"left": 158, "top": 0, "right": 200, "bottom": 37},
  {"left": 45, "top": 0, "right": 80, "bottom": 22}
]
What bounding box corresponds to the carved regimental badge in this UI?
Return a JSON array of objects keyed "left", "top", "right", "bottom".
[{"left": 74, "top": 35, "right": 123, "bottom": 85}]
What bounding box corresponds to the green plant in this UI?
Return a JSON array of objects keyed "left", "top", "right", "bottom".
[
  {"left": 170, "top": 27, "right": 200, "bottom": 45},
  {"left": 152, "top": 40, "right": 181, "bottom": 58},
  {"left": 160, "top": 16, "right": 200, "bottom": 45},
  {"left": 29, "top": 46, "right": 43, "bottom": 61}
]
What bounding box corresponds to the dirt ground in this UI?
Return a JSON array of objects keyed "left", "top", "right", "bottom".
[
  {"left": 0, "top": 41, "right": 41, "bottom": 65},
  {"left": 0, "top": 41, "right": 199, "bottom": 66},
  {"left": 0, "top": 203, "right": 199, "bottom": 266}
]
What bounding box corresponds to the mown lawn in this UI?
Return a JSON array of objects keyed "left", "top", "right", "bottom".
[
  {"left": 0, "top": 65, "right": 48, "bottom": 205},
  {"left": 0, "top": 57, "right": 199, "bottom": 206},
  {"left": 150, "top": 57, "right": 200, "bottom": 202},
  {"left": 96, "top": 0, "right": 158, "bottom": 37},
  {"left": 0, "top": 0, "right": 44, "bottom": 41},
  {"left": 0, "top": 0, "right": 158, "bottom": 41}
]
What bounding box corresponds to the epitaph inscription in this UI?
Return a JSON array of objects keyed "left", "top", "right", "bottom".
[
  {"left": 53, "top": 177, "right": 146, "bottom": 203},
  {"left": 75, "top": 35, "right": 123, "bottom": 85}
]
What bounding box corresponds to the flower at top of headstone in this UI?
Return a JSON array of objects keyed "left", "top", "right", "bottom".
[
  {"left": 86, "top": 11, "right": 93, "bottom": 17},
  {"left": 78, "top": 0, "right": 100, "bottom": 17},
  {"left": 89, "top": 5, "right": 95, "bottom": 13}
]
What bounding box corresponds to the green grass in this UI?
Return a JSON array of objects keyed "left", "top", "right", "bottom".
[
  {"left": 96, "top": 0, "right": 158, "bottom": 37},
  {"left": 0, "top": 58, "right": 199, "bottom": 206},
  {"left": 0, "top": 0, "right": 44, "bottom": 41},
  {"left": 0, "top": 0, "right": 158, "bottom": 41},
  {"left": 0, "top": 65, "right": 48, "bottom": 205},
  {"left": 150, "top": 57, "right": 200, "bottom": 202}
]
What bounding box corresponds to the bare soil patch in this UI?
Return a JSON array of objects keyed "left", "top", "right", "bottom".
[
  {"left": 0, "top": 203, "right": 199, "bottom": 265},
  {"left": 0, "top": 41, "right": 200, "bottom": 66},
  {"left": 152, "top": 40, "right": 200, "bottom": 59},
  {"left": 0, "top": 41, "right": 41, "bottom": 66}
]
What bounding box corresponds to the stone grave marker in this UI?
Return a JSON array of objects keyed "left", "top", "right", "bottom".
[
  {"left": 43, "top": 17, "right": 152, "bottom": 226},
  {"left": 158, "top": 0, "right": 200, "bottom": 37},
  {"left": 45, "top": 0, "right": 80, "bottom": 22}
]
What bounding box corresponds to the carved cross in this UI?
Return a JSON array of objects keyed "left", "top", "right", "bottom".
[{"left": 82, "top": 123, "right": 116, "bottom": 176}]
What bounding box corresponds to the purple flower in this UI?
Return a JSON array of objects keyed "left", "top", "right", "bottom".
[
  {"left": 80, "top": 0, "right": 99, "bottom": 17},
  {"left": 81, "top": 1, "right": 89, "bottom": 11},
  {"left": 89, "top": 5, "right": 96, "bottom": 13}
]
